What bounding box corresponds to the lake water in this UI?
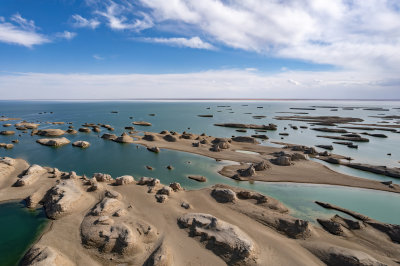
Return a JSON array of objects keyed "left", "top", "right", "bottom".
[
  {"left": 0, "top": 100, "right": 399, "bottom": 263},
  {"left": 0, "top": 201, "right": 48, "bottom": 266}
]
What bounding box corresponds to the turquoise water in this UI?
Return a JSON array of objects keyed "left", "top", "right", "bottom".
[
  {"left": 0, "top": 100, "right": 399, "bottom": 225},
  {"left": 1, "top": 100, "right": 400, "bottom": 264},
  {"left": 240, "top": 182, "right": 400, "bottom": 224},
  {"left": 0, "top": 201, "right": 48, "bottom": 266}
]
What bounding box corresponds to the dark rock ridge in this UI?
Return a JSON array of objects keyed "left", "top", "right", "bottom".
[
  {"left": 274, "top": 115, "right": 363, "bottom": 126},
  {"left": 312, "top": 127, "right": 348, "bottom": 133},
  {"left": 214, "top": 123, "right": 277, "bottom": 130},
  {"left": 344, "top": 163, "right": 400, "bottom": 179},
  {"left": 315, "top": 201, "right": 400, "bottom": 243},
  {"left": 317, "top": 135, "right": 369, "bottom": 142},
  {"left": 316, "top": 145, "right": 333, "bottom": 150}
]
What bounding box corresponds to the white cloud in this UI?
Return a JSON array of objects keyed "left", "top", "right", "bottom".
[
  {"left": 93, "top": 54, "right": 104, "bottom": 60},
  {"left": 287, "top": 79, "right": 301, "bottom": 86},
  {"left": 144, "top": 36, "right": 214, "bottom": 50},
  {"left": 10, "top": 13, "right": 37, "bottom": 31},
  {"left": 132, "top": 0, "right": 400, "bottom": 73},
  {"left": 71, "top": 14, "right": 100, "bottom": 29},
  {"left": 94, "top": 1, "right": 153, "bottom": 31},
  {"left": 0, "top": 69, "right": 398, "bottom": 99},
  {"left": 56, "top": 31, "right": 77, "bottom": 40},
  {"left": 0, "top": 14, "right": 50, "bottom": 47}
]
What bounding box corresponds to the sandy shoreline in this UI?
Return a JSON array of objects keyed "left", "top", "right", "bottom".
[
  {"left": 1, "top": 129, "right": 400, "bottom": 265},
  {"left": 132, "top": 131, "right": 399, "bottom": 194},
  {"left": 0, "top": 156, "right": 399, "bottom": 265}
]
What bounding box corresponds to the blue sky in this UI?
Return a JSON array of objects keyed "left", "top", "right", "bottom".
[{"left": 0, "top": 0, "right": 399, "bottom": 99}]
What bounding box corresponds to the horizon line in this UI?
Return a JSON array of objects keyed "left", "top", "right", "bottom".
[{"left": 0, "top": 98, "right": 400, "bottom": 101}]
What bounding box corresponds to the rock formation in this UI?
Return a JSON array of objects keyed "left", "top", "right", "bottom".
[
  {"left": 36, "top": 137, "right": 70, "bottom": 147},
  {"left": 178, "top": 213, "right": 257, "bottom": 264}
]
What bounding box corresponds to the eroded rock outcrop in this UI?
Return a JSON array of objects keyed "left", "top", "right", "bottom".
[
  {"left": 81, "top": 197, "right": 158, "bottom": 259},
  {"left": 101, "top": 133, "right": 117, "bottom": 140},
  {"left": 115, "top": 175, "right": 135, "bottom": 185},
  {"left": 15, "top": 122, "right": 39, "bottom": 129},
  {"left": 211, "top": 188, "right": 237, "bottom": 203},
  {"left": 21, "top": 245, "right": 75, "bottom": 266},
  {"left": 36, "top": 137, "right": 70, "bottom": 147},
  {"left": 303, "top": 242, "right": 385, "bottom": 266},
  {"left": 144, "top": 241, "right": 172, "bottom": 266},
  {"left": 93, "top": 173, "right": 113, "bottom": 182},
  {"left": 72, "top": 141, "right": 90, "bottom": 148},
  {"left": 187, "top": 175, "right": 207, "bottom": 182},
  {"left": 37, "top": 129, "right": 65, "bottom": 136},
  {"left": 137, "top": 177, "right": 160, "bottom": 186},
  {"left": 178, "top": 213, "right": 257, "bottom": 264},
  {"left": 114, "top": 132, "right": 134, "bottom": 143},
  {"left": 15, "top": 164, "right": 47, "bottom": 186},
  {"left": 133, "top": 121, "right": 152, "bottom": 126},
  {"left": 43, "top": 179, "right": 83, "bottom": 219}
]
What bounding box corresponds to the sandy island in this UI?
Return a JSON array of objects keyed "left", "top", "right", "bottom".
[{"left": 132, "top": 131, "right": 399, "bottom": 194}]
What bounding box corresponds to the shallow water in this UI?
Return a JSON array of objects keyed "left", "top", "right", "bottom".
[
  {"left": 0, "top": 201, "right": 48, "bottom": 266},
  {"left": 1, "top": 100, "right": 400, "bottom": 264},
  {"left": 0, "top": 100, "right": 399, "bottom": 224}
]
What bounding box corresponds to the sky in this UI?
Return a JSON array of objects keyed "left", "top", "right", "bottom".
[{"left": 0, "top": 0, "right": 399, "bottom": 99}]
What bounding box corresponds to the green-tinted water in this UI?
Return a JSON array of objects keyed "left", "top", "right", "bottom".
[
  {"left": 0, "top": 100, "right": 400, "bottom": 264},
  {"left": 0, "top": 201, "right": 48, "bottom": 266}
]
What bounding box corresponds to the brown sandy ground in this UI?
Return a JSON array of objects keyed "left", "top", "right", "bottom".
[{"left": 0, "top": 157, "right": 399, "bottom": 265}]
